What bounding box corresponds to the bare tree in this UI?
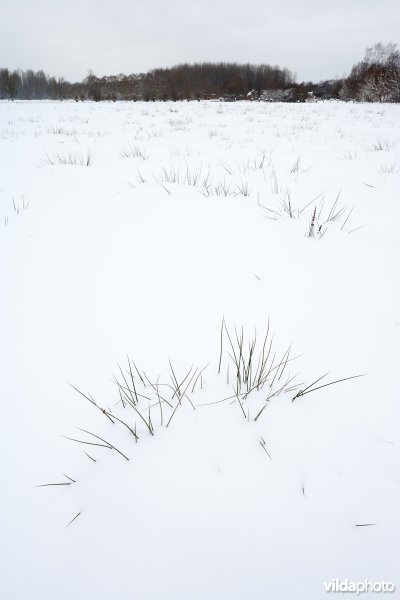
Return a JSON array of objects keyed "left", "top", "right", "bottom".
[{"left": 342, "top": 42, "right": 400, "bottom": 102}]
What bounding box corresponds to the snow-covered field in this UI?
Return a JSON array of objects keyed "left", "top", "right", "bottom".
[{"left": 1, "top": 99, "right": 399, "bottom": 599}]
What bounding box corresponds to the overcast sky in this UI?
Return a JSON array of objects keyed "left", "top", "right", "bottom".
[{"left": 1, "top": 0, "right": 399, "bottom": 82}]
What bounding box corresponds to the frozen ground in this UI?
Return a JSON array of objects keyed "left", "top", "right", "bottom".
[{"left": 0, "top": 99, "right": 399, "bottom": 599}]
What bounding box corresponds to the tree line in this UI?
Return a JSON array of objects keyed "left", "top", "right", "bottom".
[
  {"left": 1, "top": 44, "right": 399, "bottom": 102},
  {"left": 0, "top": 68, "right": 66, "bottom": 100},
  {"left": 0, "top": 62, "right": 296, "bottom": 102}
]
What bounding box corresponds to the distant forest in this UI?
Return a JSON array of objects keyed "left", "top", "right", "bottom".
[{"left": 1, "top": 43, "right": 399, "bottom": 102}]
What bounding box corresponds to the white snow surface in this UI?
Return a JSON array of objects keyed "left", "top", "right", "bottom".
[{"left": 0, "top": 100, "right": 399, "bottom": 599}]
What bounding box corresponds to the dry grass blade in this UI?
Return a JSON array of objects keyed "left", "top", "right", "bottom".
[
  {"left": 191, "top": 363, "right": 208, "bottom": 393},
  {"left": 66, "top": 511, "right": 82, "bottom": 528},
  {"left": 105, "top": 410, "right": 139, "bottom": 440},
  {"left": 218, "top": 317, "right": 224, "bottom": 374},
  {"left": 291, "top": 372, "right": 329, "bottom": 400},
  {"left": 83, "top": 451, "right": 96, "bottom": 462},
  {"left": 292, "top": 373, "right": 365, "bottom": 401},
  {"left": 142, "top": 372, "right": 173, "bottom": 407},
  {"left": 69, "top": 383, "right": 115, "bottom": 424},
  {"left": 36, "top": 482, "right": 71, "bottom": 488},
  {"left": 113, "top": 379, "right": 154, "bottom": 435},
  {"left": 64, "top": 436, "right": 112, "bottom": 449},
  {"left": 299, "top": 191, "right": 325, "bottom": 215},
  {"left": 126, "top": 357, "right": 138, "bottom": 398},
  {"left": 179, "top": 369, "right": 198, "bottom": 408},
  {"left": 254, "top": 372, "right": 299, "bottom": 422},
  {"left": 168, "top": 359, "right": 181, "bottom": 400},
  {"left": 260, "top": 437, "right": 272, "bottom": 460},
  {"left": 325, "top": 190, "right": 341, "bottom": 221},
  {"left": 172, "top": 362, "right": 194, "bottom": 401},
  {"left": 130, "top": 359, "right": 146, "bottom": 386},
  {"left": 117, "top": 364, "right": 138, "bottom": 405},
  {"left": 165, "top": 398, "right": 181, "bottom": 428},
  {"left": 78, "top": 428, "right": 130, "bottom": 461},
  {"left": 156, "top": 376, "right": 163, "bottom": 425},
  {"left": 340, "top": 206, "right": 354, "bottom": 231}
]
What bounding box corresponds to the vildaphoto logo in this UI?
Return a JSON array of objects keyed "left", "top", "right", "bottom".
[{"left": 323, "top": 579, "right": 396, "bottom": 595}]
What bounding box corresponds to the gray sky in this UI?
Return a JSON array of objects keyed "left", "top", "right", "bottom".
[{"left": 1, "top": 0, "right": 399, "bottom": 82}]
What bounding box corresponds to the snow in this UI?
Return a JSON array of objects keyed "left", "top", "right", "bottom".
[{"left": 0, "top": 99, "right": 399, "bottom": 599}]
